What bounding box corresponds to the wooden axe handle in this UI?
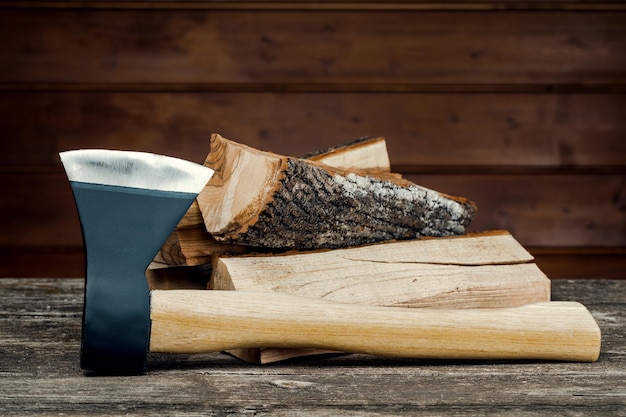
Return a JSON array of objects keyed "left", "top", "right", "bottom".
[{"left": 149, "top": 290, "right": 601, "bottom": 362}]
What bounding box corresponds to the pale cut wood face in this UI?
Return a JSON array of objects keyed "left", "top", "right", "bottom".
[
  {"left": 306, "top": 137, "right": 391, "bottom": 173},
  {"left": 198, "top": 134, "right": 287, "bottom": 235},
  {"left": 211, "top": 231, "right": 548, "bottom": 309}
]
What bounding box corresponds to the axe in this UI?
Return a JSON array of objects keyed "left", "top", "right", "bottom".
[{"left": 61, "top": 149, "right": 601, "bottom": 374}]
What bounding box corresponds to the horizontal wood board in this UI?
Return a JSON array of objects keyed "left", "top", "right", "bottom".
[
  {"left": 0, "top": 278, "right": 625, "bottom": 416},
  {"left": 0, "top": 10, "right": 625, "bottom": 85},
  {"left": 1, "top": 92, "right": 625, "bottom": 168},
  {"left": 1, "top": 3, "right": 624, "bottom": 278}
]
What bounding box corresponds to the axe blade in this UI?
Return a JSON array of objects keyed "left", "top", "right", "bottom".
[{"left": 60, "top": 149, "right": 214, "bottom": 373}]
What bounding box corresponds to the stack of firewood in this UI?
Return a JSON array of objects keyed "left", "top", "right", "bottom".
[{"left": 148, "top": 134, "right": 551, "bottom": 364}]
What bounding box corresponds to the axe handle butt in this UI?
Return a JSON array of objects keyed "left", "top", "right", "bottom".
[{"left": 149, "top": 290, "right": 601, "bottom": 362}]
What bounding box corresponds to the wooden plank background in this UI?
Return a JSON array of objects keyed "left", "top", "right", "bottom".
[{"left": 0, "top": 1, "right": 624, "bottom": 278}]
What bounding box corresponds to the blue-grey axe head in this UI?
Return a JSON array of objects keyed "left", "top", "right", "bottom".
[{"left": 60, "top": 149, "right": 214, "bottom": 374}]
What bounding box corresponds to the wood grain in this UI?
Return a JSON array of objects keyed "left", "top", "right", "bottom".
[
  {"left": 0, "top": 172, "right": 81, "bottom": 247},
  {"left": 2, "top": 278, "right": 623, "bottom": 416},
  {"left": 211, "top": 231, "right": 554, "bottom": 364},
  {"left": 533, "top": 247, "right": 626, "bottom": 280},
  {"left": 150, "top": 291, "right": 600, "bottom": 362},
  {"left": 0, "top": 246, "right": 84, "bottom": 278},
  {"left": 1, "top": 3, "right": 624, "bottom": 279},
  {"left": 1, "top": 10, "right": 624, "bottom": 85},
  {"left": 211, "top": 231, "right": 550, "bottom": 308},
  {"left": 1, "top": 92, "right": 624, "bottom": 167}
]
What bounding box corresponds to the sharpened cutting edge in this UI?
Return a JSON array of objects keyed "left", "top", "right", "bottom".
[{"left": 60, "top": 149, "right": 214, "bottom": 194}]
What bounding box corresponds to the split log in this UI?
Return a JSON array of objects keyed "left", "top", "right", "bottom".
[
  {"left": 211, "top": 230, "right": 551, "bottom": 363},
  {"left": 301, "top": 135, "right": 393, "bottom": 174},
  {"left": 148, "top": 136, "right": 395, "bottom": 285},
  {"left": 198, "top": 134, "right": 477, "bottom": 250},
  {"left": 212, "top": 231, "right": 549, "bottom": 308},
  {"left": 175, "top": 135, "right": 397, "bottom": 267}
]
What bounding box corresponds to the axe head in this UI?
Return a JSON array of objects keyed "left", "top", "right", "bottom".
[{"left": 60, "top": 149, "right": 214, "bottom": 374}]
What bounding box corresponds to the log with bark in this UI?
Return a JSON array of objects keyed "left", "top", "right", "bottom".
[
  {"left": 149, "top": 133, "right": 477, "bottom": 291},
  {"left": 177, "top": 136, "right": 396, "bottom": 267},
  {"left": 197, "top": 134, "right": 477, "bottom": 250},
  {"left": 210, "top": 230, "right": 551, "bottom": 363},
  {"left": 148, "top": 136, "right": 395, "bottom": 286}
]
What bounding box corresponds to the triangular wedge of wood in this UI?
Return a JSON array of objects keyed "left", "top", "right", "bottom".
[
  {"left": 198, "top": 134, "right": 476, "bottom": 251},
  {"left": 149, "top": 136, "right": 395, "bottom": 269},
  {"left": 148, "top": 134, "right": 474, "bottom": 275}
]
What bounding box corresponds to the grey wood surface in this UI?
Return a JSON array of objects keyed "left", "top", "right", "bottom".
[{"left": 1, "top": 278, "right": 624, "bottom": 416}]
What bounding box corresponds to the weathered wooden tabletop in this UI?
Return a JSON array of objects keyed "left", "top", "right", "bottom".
[{"left": 1, "top": 278, "right": 624, "bottom": 416}]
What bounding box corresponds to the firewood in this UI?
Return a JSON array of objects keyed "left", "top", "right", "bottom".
[
  {"left": 197, "top": 134, "right": 477, "bottom": 250},
  {"left": 211, "top": 230, "right": 551, "bottom": 363},
  {"left": 301, "top": 135, "right": 392, "bottom": 174},
  {"left": 149, "top": 136, "right": 396, "bottom": 284},
  {"left": 173, "top": 136, "right": 396, "bottom": 266},
  {"left": 212, "top": 231, "right": 548, "bottom": 308}
]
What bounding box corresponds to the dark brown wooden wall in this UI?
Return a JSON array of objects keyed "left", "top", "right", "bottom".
[{"left": 1, "top": 1, "right": 625, "bottom": 278}]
